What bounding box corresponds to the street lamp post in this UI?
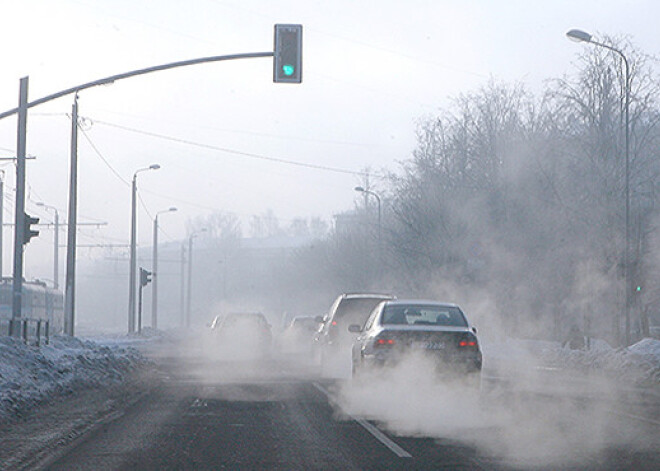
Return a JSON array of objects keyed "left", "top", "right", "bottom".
[
  {"left": 566, "top": 29, "right": 632, "bottom": 345},
  {"left": 128, "top": 164, "right": 160, "bottom": 333},
  {"left": 152, "top": 207, "right": 177, "bottom": 329},
  {"left": 354, "top": 186, "right": 382, "bottom": 254},
  {"left": 186, "top": 229, "right": 206, "bottom": 328},
  {"left": 36, "top": 202, "right": 59, "bottom": 289}
]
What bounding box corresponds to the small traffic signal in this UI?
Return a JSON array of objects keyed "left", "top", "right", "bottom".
[
  {"left": 140, "top": 268, "right": 152, "bottom": 287},
  {"left": 274, "top": 24, "right": 302, "bottom": 84},
  {"left": 23, "top": 213, "right": 39, "bottom": 245}
]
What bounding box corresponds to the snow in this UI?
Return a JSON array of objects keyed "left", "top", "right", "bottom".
[
  {"left": 0, "top": 334, "right": 149, "bottom": 419},
  {"left": 483, "top": 337, "right": 660, "bottom": 387}
]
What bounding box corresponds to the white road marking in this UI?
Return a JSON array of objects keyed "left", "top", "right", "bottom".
[{"left": 313, "top": 382, "right": 413, "bottom": 459}]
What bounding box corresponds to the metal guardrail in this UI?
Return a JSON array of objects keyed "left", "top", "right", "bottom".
[{"left": 2, "top": 318, "right": 50, "bottom": 346}]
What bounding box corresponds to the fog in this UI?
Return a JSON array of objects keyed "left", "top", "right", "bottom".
[
  {"left": 0, "top": 2, "right": 658, "bottom": 468},
  {"left": 328, "top": 349, "right": 655, "bottom": 468}
]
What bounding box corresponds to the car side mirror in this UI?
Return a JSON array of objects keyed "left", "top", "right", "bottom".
[
  {"left": 472, "top": 326, "right": 477, "bottom": 334},
  {"left": 348, "top": 324, "right": 362, "bottom": 333}
]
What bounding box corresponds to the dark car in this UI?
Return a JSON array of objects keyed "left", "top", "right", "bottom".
[
  {"left": 349, "top": 300, "right": 482, "bottom": 385},
  {"left": 279, "top": 316, "right": 323, "bottom": 355},
  {"left": 315, "top": 293, "right": 395, "bottom": 373},
  {"left": 211, "top": 312, "right": 273, "bottom": 359}
]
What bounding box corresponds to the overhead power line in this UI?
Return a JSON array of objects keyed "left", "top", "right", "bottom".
[{"left": 87, "top": 117, "right": 379, "bottom": 178}]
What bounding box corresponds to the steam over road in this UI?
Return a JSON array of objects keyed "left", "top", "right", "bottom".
[{"left": 41, "top": 339, "right": 660, "bottom": 470}]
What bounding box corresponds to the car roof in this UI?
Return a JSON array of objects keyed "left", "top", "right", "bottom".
[
  {"left": 380, "top": 299, "right": 460, "bottom": 308},
  {"left": 341, "top": 293, "right": 395, "bottom": 299}
]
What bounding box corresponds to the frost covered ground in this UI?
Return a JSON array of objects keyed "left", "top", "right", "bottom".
[
  {"left": 483, "top": 337, "right": 660, "bottom": 388},
  {"left": 0, "top": 334, "right": 149, "bottom": 419}
]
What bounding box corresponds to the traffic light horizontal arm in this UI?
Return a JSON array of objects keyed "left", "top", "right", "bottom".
[{"left": 0, "top": 52, "right": 274, "bottom": 121}]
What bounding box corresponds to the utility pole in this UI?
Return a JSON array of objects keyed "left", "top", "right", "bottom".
[
  {"left": 152, "top": 216, "right": 158, "bottom": 329},
  {"left": 186, "top": 236, "right": 193, "bottom": 328},
  {"left": 64, "top": 95, "right": 78, "bottom": 336},
  {"left": 180, "top": 244, "right": 185, "bottom": 327},
  {"left": 152, "top": 207, "right": 176, "bottom": 329},
  {"left": 11, "top": 77, "right": 29, "bottom": 335},
  {"left": 186, "top": 229, "right": 206, "bottom": 328},
  {"left": 36, "top": 202, "right": 59, "bottom": 290}
]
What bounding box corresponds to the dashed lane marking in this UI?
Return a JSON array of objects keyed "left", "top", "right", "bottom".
[{"left": 312, "top": 382, "right": 412, "bottom": 459}]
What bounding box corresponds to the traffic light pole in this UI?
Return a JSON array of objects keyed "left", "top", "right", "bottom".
[{"left": 11, "top": 77, "right": 28, "bottom": 334}]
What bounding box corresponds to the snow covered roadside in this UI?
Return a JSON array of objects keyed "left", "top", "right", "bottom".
[
  {"left": 483, "top": 337, "right": 660, "bottom": 388},
  {"left": 0, "top": 334, "right": 150, "bottom": 420}
]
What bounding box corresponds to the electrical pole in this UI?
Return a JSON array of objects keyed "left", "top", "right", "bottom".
[
  {"left": 11, "top": 77, "right": 29, "bottom": 335},
  {"left": 186, "top": 236, "right": 193, "bottom": 328},
  {"left": 185, "top": 229, "right": 206, "bottom": 328},
  {"left": 36, "top": 202, "right": 59, "bottom": 290},
  {"left": 64, "top": 95, "right": 78, "bottom": 336},
  {"left": 129, "top": 174, "right": 137, "bottom": 333},
  {"left": 152, "top": 215, "right": 158, "bottom": 329},
  {"left": 152, "top": 207, "right": 176, "bottom": 329},
  {"left": 180, "top": 244, "right": 185, "bottom": 327}
]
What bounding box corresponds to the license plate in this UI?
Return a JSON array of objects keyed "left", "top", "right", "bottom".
[{"left": 415, "top": 341, "right": 445, "bottom": 350}]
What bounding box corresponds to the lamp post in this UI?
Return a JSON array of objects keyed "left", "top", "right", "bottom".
[
  {"left": 186, "top": 228, "right": 206, "bottom": 328},
  {"left": 36, "top": 202, "right": 59, "bottom": 290},
  {"left": 566, "top": 29, "right": 631, "bottom": 345},
  {"left": 152, "top": 207, "right": 177, "bottom": 329},
  {"left": 128, "top": 164, "right": 160, "bottom": 333},
  {"left": 354, "top": 186, "right": 382, "bottom": 254}
]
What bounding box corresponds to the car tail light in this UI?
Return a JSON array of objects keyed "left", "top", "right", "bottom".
[
  {"left": 331, "top": 321, "right": 337, "bottom": 326},
  {"left": 375, "top": 338, "right": 395, "bottom": 346},
  {"left": 458, "top": 334, "right": 478, "bottom": 348}
]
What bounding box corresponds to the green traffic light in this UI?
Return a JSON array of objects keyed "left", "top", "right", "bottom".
[
  {"left": 282, "top": 64, "right": 295, "bottom": 76},
  {"left": 636, "top": 285, "right": 642, "bottom": 292}
]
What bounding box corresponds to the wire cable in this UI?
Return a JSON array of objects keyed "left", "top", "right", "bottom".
[{"left": 87, "top": 117, "right": 377, "bottom": 178}]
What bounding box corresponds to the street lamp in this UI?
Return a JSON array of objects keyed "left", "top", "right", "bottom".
[
  {"left": 566, "top": 29, "right": 631, "bottom": 345},
  {"left": 128, "top": 164, "right": 160, "bottom": 333},
  {"left": 354, "top": 186, "right": 382, "bottom": 252},
  {"left": 36, "top": 202, "right": 59, "bottom": 289},
  {"left": 186, "top": 228, "right": 207, "bottom": 328},
  {"left": 152, "top": 206, "right": 177, "bottom": 330}
]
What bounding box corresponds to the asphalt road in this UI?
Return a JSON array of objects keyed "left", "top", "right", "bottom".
[{"left": 42, "top": 339, "right": 660, "bottom": 471}]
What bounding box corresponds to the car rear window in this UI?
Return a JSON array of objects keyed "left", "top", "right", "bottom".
[
  {"left": 381, "top": 305, "right": 467, "bottom": 327},
  {"left": 333, "top": 298, "right": 389, "bottom": 325}
]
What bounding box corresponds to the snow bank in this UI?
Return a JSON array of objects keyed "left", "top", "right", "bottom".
[
  {"left": 484, "top": 337, "right": 660, "bottom": 387},
  {"left": 0, "top": 335, "right": 148, "bottom": 419}
]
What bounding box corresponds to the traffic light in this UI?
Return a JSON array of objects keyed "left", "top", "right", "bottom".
[
  {"left": 274, "top": 24, "right": 302, "bottom": 83},
  {"left": 23, "top": 213, "right": 39, "bottom": 245},
  {"left": 140, "top": 268, "right": 152, "bottom": 287}
]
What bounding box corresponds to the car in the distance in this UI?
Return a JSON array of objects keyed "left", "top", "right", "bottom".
[
  {"left": 349, "top": 300, "right": 482, "bottom": 385},
  {"left": 210, "top": 312, "right": 273, "bottom": 359},
  {"left": 279, "top": 316, "right": 323, "bottom": 355},
  {"left": 314, "top": 293, "right": 396, "bottom": 374}
]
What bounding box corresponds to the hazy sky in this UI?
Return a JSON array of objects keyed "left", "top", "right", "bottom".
[{"left": 0, "top": 0, "right": 658, "bottom": 280}]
